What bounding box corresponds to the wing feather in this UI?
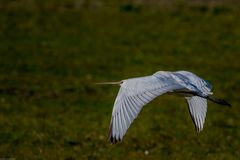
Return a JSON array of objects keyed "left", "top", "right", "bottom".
[
  {"left": 108, "top": 75, "right": 183, "bottom": 143},
  {"left": 122, "top": 102, "right": 131, "bottom": 125},
  {"left": 120, "top": 105, "right": 127, "bottom": 135},
  {"left": 186, "top": 96, "right": 207, "bottom": 132},
  {"left": 126, "top": 97, "right": 138, "bottom": 115}
]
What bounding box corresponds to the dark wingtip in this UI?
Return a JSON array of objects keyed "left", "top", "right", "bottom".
[
  {"left": 108, "top": 136, "right": 122, "bottom": 144},
  {"left": 107, "top": 120, "right": 121, "bottom": 144}
]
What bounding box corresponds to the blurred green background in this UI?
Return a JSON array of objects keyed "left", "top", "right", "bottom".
[{"left": 0, "top": 0, "right": 240, "bottom": 159}]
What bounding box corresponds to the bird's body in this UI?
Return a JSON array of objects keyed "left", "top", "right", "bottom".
[{"left": 98, "top": 70, "right": 231, "bottom": 144}]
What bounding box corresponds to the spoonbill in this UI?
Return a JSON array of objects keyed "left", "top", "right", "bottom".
[{"left": 97, "top": 71, "right": 231, "bottom": 144}]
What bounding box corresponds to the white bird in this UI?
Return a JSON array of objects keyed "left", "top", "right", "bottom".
[{"left": 97, "top": 71, "right": 231, "bottom": 144}]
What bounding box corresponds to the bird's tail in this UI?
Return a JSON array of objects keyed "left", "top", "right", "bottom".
[
  {"left": 95, "top": 81, "right": 123, "bottom": 85},
  {"left": 207, "top": 95, "right": 232, "bottom": 107}
]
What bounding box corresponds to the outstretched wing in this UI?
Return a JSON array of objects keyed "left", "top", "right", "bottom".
[
  {"left": 185, "top": 96, "right": 208, "bottom": 132},
  {"left": 108, "top": 74, "right": 183, "bottom": 144}
]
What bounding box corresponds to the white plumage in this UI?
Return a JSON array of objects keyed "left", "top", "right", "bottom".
[{"left": 98, "top": 70, "right": 231, "bottom": 144}]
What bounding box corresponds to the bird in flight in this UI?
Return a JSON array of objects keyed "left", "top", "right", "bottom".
[{"left": 97, "top": 71, "right": 231, "bottom": 144}]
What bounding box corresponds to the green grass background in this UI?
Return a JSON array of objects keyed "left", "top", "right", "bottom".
[{"left": 0, "top": 0, "right": 240, "bottom": 159}]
